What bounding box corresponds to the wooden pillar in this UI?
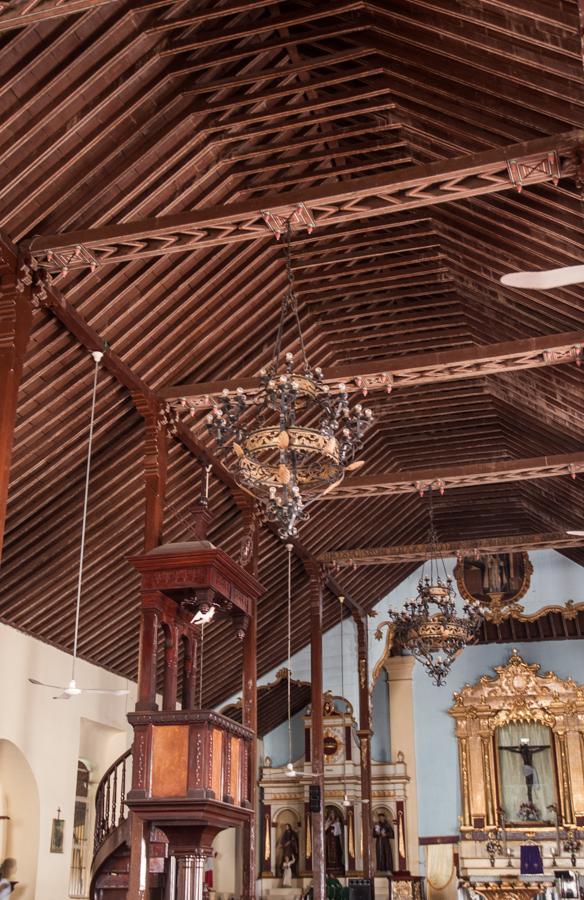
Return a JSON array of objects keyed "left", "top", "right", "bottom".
[
  {"left": 182, "top": 634, "right": 198, "bottom": 711},
  {"left": 306, "top": 562, "right": 325, "bottom": 900},
  {"left": 236, "top": 493, "right": 260, "bottom": 900},
  {"left": 162, "top": 623, "right": 179, "bottom": 711},
  {"left": 129, "top": 397, "right": 167, "bottom": 900},
  {"left": 132, "top": 394, "right": 168, "bottom": 553},
  {"left": 354, "top": 613, "right": 374, "bottom": 882},
  {"left": 0, "top": 248, "right": 32, "bottom": 564}
]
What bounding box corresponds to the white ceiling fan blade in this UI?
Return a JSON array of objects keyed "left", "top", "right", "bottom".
[
  {"left": 53, "top": 692, "right": 73, "bottom": 700},
  {"left": 566, "top": 530, "right": 584, "bottom": 537},
  {"left": 80, "top": 688, "right": 129, "bottom": 695},
  {"left": 29, "top": 678, "right": 67, "bottom": 690},
  {"left": 500, "top": 265, "right": 584, "bottom": 290}
]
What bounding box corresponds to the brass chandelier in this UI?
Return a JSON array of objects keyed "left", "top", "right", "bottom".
[
  {"left": 387, "top": 492, "right": 482, "bottom": 686},
  {"left": 207, "top": 220, "right": 373, "bottom": 537}
]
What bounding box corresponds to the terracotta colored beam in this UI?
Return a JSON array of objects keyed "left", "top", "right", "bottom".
[
  {"left": 318, "top": 532, "right": 584, "bottom": 566},
  {"left": 160, "top": 331, "right": 584, "bottom": 405},
  {"left": 26, "top": 131, "right": 581, "bottom": 270},
  {"left": 323, "top": 451, "right": 584, "bottom": 500}
]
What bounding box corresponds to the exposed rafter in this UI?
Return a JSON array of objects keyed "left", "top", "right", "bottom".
[{"left": 25, "top": 132, "right": 581, "bottom": 271}]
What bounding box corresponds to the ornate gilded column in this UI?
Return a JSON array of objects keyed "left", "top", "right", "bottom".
[
  {"left": 555, "top": 731, "right": 575, "bottom": 825},
  {"left": 480, "top": 733, "right": 497, "bottom": 828}
]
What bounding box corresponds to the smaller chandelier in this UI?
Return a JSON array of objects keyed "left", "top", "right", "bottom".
[
  {"left": 206, "top": 217, "right": 373, "bottom": 537},
  {"left": 386, "top": 493, "right": 482, "bottom": 685}
]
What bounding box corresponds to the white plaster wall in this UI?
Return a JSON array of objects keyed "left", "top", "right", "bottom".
[
  {"left": 0, "top": 739, "right": 39, "bottom": 900},
  {"left": 0, "top": 623, "right": 135, "bottom": 900}
]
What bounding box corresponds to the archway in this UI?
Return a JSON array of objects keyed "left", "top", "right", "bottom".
[{"left": 0, "top": 740, "right": 40, "bottom": 900}]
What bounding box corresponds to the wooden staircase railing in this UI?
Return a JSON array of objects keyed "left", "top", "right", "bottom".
[{"left": 94, "top": 747, "right": 132, "bottom": 857}]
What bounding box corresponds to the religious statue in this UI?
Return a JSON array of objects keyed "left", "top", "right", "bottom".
[
  {"left": 499, "top": 736, "right": 549, "bottom": 807},
  {"left": 324, "top": 808, "right": 344, "bottom": 873},
  {"left": 282, "top": 854, "right": 295, "bottom": 888},
  {"left": 279, "top": 825, "right": 299, "bottom": 876},
  {"left": 373, "top": 813, "right": 394, "bottom": 872}
]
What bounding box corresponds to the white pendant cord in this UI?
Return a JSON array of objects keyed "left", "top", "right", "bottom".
[
  {"left": 286, "top": 543, "right": 293, "bottom": 769},
  {"left": 72, "top": 351, "right": 102, "bottom": 682}
]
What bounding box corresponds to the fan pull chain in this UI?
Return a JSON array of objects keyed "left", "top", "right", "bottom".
[
  {"left": 286, "top": 542, "right": 293, "bottom": 768},
  {"left": 72, "top": 351, "right": 103, "bottom": 681}
]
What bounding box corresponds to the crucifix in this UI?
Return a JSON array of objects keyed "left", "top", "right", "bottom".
[{"left": 499, "top": 737, "right": 550, "bottom": 804}]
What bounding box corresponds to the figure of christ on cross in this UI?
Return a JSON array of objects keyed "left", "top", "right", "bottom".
[{"left": 499, "top": 737, "right": 550, "bottom": 804}]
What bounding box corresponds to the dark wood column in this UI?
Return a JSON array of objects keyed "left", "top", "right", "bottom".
[
  {"left": 0, "top": 249, "right": 32, "bottom": 563},
  {"left": 306, "top": 561, "right": 325, "bottom": 900},
  {"left": 354, "top": 613, "right": 375, "bottom": 882},
  {"left": 235, "top": 492, "right": 260, "bottom": 900},
  {"left": 128, "top": 404, "right": 167, "bottom": 900},
  {"left": 132, "top": 394, "right": 168, "bottom": 552}
]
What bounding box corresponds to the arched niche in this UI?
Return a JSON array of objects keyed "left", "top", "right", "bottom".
[
  {"left": 0, "top": 739, "right": 40, "bottom": 900},
  {"left": 274, "top": 807, "right": 301, "bottom": 876}
]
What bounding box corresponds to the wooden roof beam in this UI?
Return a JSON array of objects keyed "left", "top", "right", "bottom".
[
  {"left": 322, "top": 452, "right": 584, "bottom": 500},
  {"left": 319, "top": 532, "right": 584, "bottom": 566},
  {"left": 26, "top": 130, "right": 582, "bottom": 271},
  {"left": 159, "top": 331, "right": 584, "bottom": 404}
]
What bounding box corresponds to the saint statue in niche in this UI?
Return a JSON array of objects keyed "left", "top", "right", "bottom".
[
  {"left": 324, "top": 807, "right": 344, "bottom": 874},
  {"left": 278, "top": 824, "right": 299, "bottom": 876},
  {"left": 373, "top": 812, "right": 394, "bottom": 872},
  {"left": 497, "top": 723, "right": 556, "bottom": 823}
]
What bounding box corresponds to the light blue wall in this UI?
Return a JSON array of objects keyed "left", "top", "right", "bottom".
[
  {"left": 263, "top": 708, "right": 306, "bottom": 768},
  {"left": 371, "top": 668, "right": 391, "bottom": 762},
  {"left": 413, "top": 641, "right": 584, "bottom": 837}
]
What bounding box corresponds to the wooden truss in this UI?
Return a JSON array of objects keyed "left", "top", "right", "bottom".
[
  {"left": 160, "top": 332, "right": 584, "bottom": 406},
  {"left": 324, "top": 451, "right": 584, "bottom": 499},
  {"left": 319, "top": 532, "right": 584, "bottom": 566},
  {"left": 25, "top": 131, "right": 580, "bottom": 272}
]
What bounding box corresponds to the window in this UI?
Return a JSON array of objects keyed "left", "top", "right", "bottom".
[{"left": 69, "top": 760, "right": 90, "bottom": 897}]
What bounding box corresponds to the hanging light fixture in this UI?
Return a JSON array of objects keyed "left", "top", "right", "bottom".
[
  {"left": 338, "top": 596, "right": 352, "bottom": 808},
  {"left": 386, "top": 490, "right": 482, "bottom": 686},
  {"left": 285, "top": 543, "right": 298, "bottom": 778},
  {"left": 206, "top": 218, "right": 373, "bottom": 538}
]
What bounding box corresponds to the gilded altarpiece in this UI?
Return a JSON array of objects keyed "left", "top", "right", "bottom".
[{"left": 450, "top": 650, "right": 584, "bottom": 833}]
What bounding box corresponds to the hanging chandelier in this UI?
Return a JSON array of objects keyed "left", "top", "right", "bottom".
[
  {"left": 206, "top": 218, "right": 373, "bottom": 538},
  {"left": 386, "top": 491, "right": 482, "bottom": 686}
]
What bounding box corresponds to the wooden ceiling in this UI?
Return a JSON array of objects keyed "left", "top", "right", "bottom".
[{"left": 1, "top": 0, "right": 584, "bottom": 708}]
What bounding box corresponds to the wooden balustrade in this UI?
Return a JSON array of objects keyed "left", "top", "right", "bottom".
[{"left": 94, "top": 748, "right": 132, "bottom": 855}]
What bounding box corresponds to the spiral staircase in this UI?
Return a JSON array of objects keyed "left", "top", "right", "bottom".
[{"left": 90, "top": 748, "right": 168, "bottom": 899}]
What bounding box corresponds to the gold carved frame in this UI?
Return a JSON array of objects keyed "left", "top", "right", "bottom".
[
  {"left": 453, "top": 551, "right": 533, "bottom": 623},
  {"left": 449, "top": 649, "right": 584, "bottom": 831}
]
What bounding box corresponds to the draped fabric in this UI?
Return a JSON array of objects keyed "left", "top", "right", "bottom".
[
  {"left": 427, "top": 845, "right": 456, "bottom": 900},
  {"left": 520, "top": 844, "right": 544, "bottom": 875},
  {"left": 497, "top": 723, "right": 556, "bottom": 822}
]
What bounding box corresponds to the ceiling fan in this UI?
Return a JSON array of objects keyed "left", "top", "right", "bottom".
[
  {"left": 29, "top": 351, "right": 129, "bottom": 702},
  {"left": 500, "top": 265, "right": 584, "bottom": 290}
]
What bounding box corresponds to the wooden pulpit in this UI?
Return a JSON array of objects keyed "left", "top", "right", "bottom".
[{"left": 126, "top": 526, "right": 264, "bottom": 900}]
